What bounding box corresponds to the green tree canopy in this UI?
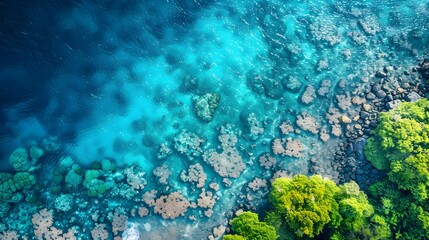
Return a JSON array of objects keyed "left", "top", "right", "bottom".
[
  {"left": 269, "top": 175, "right": 341, "bottom": 238},
  {"left": 364, "top": 98, "right": 429, "bottom": 171},
  {"left": 224, "top": 211, "right": 278, "bottom": 240},
  {"left": 368, "top": 180, "right": 429, "bottom": 239},
  {"left": 222, "top": 235, "right": 246, "bottom": 240},
  {"left": 365, "top": 99, "right": 429, "bottom": 201},
  {"left": 337, "top": 182, "right": 374, "bottom": 232},
  {"left": 269, "top": 175, "right": 388, "bottom": 239}
]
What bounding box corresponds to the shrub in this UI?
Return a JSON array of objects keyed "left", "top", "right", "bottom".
[
  {"left": 270, "top": 175, "right": 341, "bottom": 238},
  {"left": 225, "top": 212, "right": 278, "bottom": 240},
  {"left": 365, "top": 99, "right": 429, "bottom": 201},
  {"left": 364, "top": 99, "right": 429, "bottom": 239},
  {"left": 269, "top": 175, "right": 387, "bottom": 239},
  {"left": 223, "top": 234, "right": 246, "bottom": 240}
]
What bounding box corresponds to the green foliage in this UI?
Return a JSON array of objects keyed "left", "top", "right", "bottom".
[
  {"left": 265, "top": 210, "right": 297, "bottom": 240},
  {"left": 363, "top": 99, "right": 429, "bottom": 239},
  {"left": 222, "top": 234, "right": 246, "bottom": 240},
  {"left": 229, "top": 212, "right": 278, "bottom": 240},
  {"left": 388, "top": 149, "right": 429, "bottom": 201},
  {"left": 264, "top": 211, "right": 283, "bottom": 230},
  {"left": 335, "top": 214, "right": 391, "bottom": 240},
  {"left": 330, "top": 181, "right": 389, "bottom": 240},
  {"left": 337, "top": 182, "right": 374, "bottom": 232},
  {"left": 364, "top": 99, "right": 429, "bottom": 173},
  {"left": 375, "top": 98, "right": 429, "bottom": 153},
  {"left": 368, "top": 179, "right": 429, "bottom": 239},
  {"left": 339, "top": 197, "right": 374, "bottom": 231},
  {"left": 378, "top": 117, "right": 424, "bottom": 152},
  {"left": 368, "top": 215, "right": 391, "bottom": 240},
  {"left": 365, "top": 99, "right": 429, "bottom": 201},
  {"left": 364, "top": 137, "right": 390, "bottom": 170},
  {"left": 270, "top": 175, "right": 341, "bottom": 238},
  {"left": 269, "top": 176, "right": 389, "bottom": 239}
]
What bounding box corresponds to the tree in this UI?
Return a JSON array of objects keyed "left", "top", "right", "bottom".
[
  {"left": 224, "top": 211, "right": 278, "bottom": 240},
  {"left": 269, "top": 175, "right": 341, "bottom": 238},
  {"left": 337, "top": 182, "right": 374, "bottom": 232},
  {"left": 222, "top": 235, "right": 246, "bottom": 240},
  {"left": 269, "top": 175, "right": 388, "bottom": 239},
  {"left": 364, "top": 99, "right": 429, "bottom": 171},
  {"left": 368, "top": 180, "right": 429, "bottom": 239},
  {"left": 365, "top": 99, "right": 429, "bottom": 200}
]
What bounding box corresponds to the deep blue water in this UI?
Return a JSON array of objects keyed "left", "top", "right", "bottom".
[{"left": 0, "top": 0, "right": 428, "bottom": 238}]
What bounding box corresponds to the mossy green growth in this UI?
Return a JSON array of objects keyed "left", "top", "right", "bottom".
[
  {"left": 377, "top": 98, "right": 429, "bottom": 152},
  {"left": 367, "top": 214, "right": 391, "bottom": 240},
  {"left": 365, "top": 99, "right": 429, "bottom": 201},
  {"left": 222, "top": 235, "right": 246, "bottom": 240},
  {"left": 368, "top": 180, "right": 429, "bottom": 239},
  {"left": 101, "top": 158, "right": 116, "bottom": 173},
  {"left": 83, "top": 169, "right": 112, "bottom": 197},
  {"left": 13, "top": 172, "right": 36, "bottom": 189},
  {"left": 270, "top": 175, "right": 341, "bottom": 238},
  {"left": 0, "top": 172, "right": 36, "bottom": 203},
  {"left": 337, "top": 182, "right": 374, "bottom": 232},
  {"left": 388, "top": 149, "right": 429, "bottom": 201},
  {"left": 224, "top": 211, "right": 278, "bottom": 240},
  {"left": 364, "top": 99, "right": 429, "bottom": 171},
  {"left": 269, "top": 176, "right": 386, "bottom": 239},
  {"left": 9, "top": 148, "right": 30, "bottom": 172},
  {"left": 363, "top": 137, "right": 390, "bottom": 170}
]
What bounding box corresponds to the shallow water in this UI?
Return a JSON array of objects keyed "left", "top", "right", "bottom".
[{"left": 0, "top": 0, "right": 428, "bottom": 238}]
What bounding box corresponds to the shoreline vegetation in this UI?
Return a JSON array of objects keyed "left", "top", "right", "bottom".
[{"left": 225, "top": 98, "right": 429, "bottom": 240}]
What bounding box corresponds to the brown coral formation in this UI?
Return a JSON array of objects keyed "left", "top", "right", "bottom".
[
  {"left": 296, "top": 112, "right": 320, "bottom": 134},
  {"left": 258, "top": 153, "right": 277, "bottom": 170},
  {"left": 180, "top": 163, "right": 207, "bottom": 188},
  {"left": 272, "top": 138, "right": 305, "bottom": 158},
  {"left": 153, "top": 164, "right": 172, "bottom": 185},
  {"left": 153, "top": 191, "right": 191, "bottom": 220},
  {"left": 301, "top": 85, "right": 316, "bottom": 104},
  {"left": 203, "top": 126, "right": 246, "bottom": 178}
]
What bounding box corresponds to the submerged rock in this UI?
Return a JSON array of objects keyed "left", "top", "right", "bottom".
[
  {"left": 386, "top": 99, "right": 402, "bottom": 110},
  {"left": 353, "top": 138, "right": 366, "bottom": 162},
  {"left": 405, "top": 91, "right": 421, "bottom": 102},
  {"left": 193, "top": 93, "right": 220, "bottom": 122},
  {"left": 375, "top": 70, "right": 387, "bottom": 78},
  {"left": 366, "top": 93, "right": 376, "bottom": 100},
  {"left": 418, "top": 59, "right": 429, "bottom": 78},
  {"left": 375, "top": 90, "right": 387, "bottom": 98},
  {"left": 340, "top": 115, "right": 352, "bottom": 124}
]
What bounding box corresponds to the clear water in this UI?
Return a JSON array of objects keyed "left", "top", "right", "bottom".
[{"left": 0, "top": 0, "right": 428, "bottom": 238}]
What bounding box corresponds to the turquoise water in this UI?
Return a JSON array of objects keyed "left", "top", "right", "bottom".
[{"left": 0, "top": 0, "right": 428, "bottom": 238}]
